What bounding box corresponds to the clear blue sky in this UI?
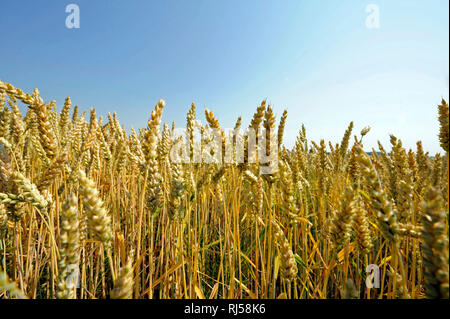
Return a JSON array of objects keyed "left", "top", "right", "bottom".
[{"left": 0, "top": 0, "right": 448, "bottom": 154}]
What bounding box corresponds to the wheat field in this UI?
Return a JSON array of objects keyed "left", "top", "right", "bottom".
[{"left": 0, "top": 79, "right": 448, "bottom": 299}]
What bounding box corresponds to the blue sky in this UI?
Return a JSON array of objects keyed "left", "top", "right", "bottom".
[{"left": 0, "top": 0, "right": 448, "bottom": 154}]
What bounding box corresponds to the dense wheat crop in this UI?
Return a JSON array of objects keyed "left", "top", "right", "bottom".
[{"left": 0, "top": 79, "right": 448, "bottom": 299}]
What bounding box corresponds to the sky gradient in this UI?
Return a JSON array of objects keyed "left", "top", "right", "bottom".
[{"left": 0, "top": 0, "right": 448, "bottom": 154}]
